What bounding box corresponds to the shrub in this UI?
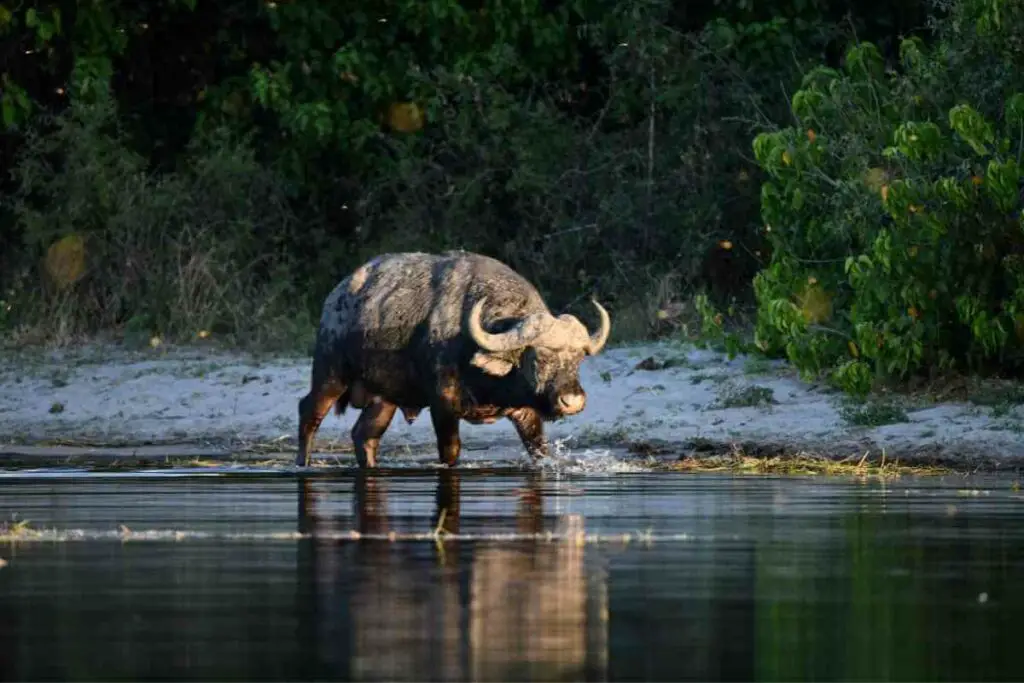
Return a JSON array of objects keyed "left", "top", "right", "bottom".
[
  {"left": 3, "top": 91, "right": 310, "bottom": 349},
  {"left": 0, "top": 0, "right": 924, "bottom": 350},
  {"left": 349, "top": 6, "right": 838, "bottom": 340},
  {"left": 750, "top": 0, "right": 1024, "bottom": 395}
]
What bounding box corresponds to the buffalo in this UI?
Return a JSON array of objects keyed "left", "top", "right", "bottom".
[{"left": 296, "top": 251, "right": 611, "bottom": 468}]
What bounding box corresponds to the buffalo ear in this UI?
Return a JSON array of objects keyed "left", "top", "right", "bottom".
[{"left": 471, "top": 351, "right": 515, "bottom": 376}]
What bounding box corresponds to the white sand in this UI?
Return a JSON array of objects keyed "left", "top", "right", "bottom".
[{"left": 1, "top": 342, "right": 1022, "bottom": 469}]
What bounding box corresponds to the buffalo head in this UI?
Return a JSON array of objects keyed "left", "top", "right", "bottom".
[{"left": 468, "top": 298, "right": 611, "bottom": 418}]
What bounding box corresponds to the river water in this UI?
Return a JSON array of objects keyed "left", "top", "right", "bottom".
[{"left": 1, "top": 465, "right": 1023, "bottom": 681}]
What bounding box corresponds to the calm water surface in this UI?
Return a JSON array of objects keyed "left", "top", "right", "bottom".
[{"left": 1, "top": 466, "right": 1023, "bottom": 681}]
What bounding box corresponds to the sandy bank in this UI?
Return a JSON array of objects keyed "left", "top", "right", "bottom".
[{"left": 1, "top": 342, "right": 1023, "bottom": 471}]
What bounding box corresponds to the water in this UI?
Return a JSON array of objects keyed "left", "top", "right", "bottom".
[{"left": 2, "top": 464, "right": 1024, "bottom": 681}]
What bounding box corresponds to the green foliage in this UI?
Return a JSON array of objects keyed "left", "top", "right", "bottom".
[
  {"left": 752, "top": 0, "right": 1024, "bottom": 394},
  {"left": 713, "top": 383, "right": 778, "bottom": 409},
  {"left": 0, "top": 0, "right": 937, "bottom": 348},
  {"left": 1, "top": 76, "right": 32, "bottom": 131},
  {"left": 5, "top": 89, "right": 308, "bottom": 348},
  {"left": 839, "top": 399, "right": 909, "bottom": 427},
  {"left": 352, "top": 14, "right": 748, "bottom": 306},
  {"left": 693, "top": 293, "right": 752, "bottom": 359}
]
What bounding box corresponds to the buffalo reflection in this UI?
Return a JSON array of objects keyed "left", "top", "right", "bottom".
[
  {"left": 297, "top": 469, "right": 464, "bottom": 537},
  {"left": 296, "top": 471, "right": 608, "bottom": 681}
]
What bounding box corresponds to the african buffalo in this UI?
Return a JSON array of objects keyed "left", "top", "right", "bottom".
[{"left": 296, "top": 251, "right": 611, "bottom": 467}]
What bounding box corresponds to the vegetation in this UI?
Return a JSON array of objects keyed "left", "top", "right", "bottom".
[
  {"left": 0, "top": 0, "right": 927, "bottom": 348},
  {"left": 838, "top": 399, "right": 910, "bottom": 427},
  {"left": 4, "top": 0, "right": 1024, "bottom": 398},
  {"left": 746, "top": 0, "right": 1024, "bottom": 394},
  {"left": 712, "top": 383, "right": 777, "bottom": 409},
  {"left": 671, "top": 449, "right": 951, "bottom": 479}
]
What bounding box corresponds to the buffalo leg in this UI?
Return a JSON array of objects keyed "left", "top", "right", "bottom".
[
  {"left": 297, "top": 380, "right": 346, "bottom": 467},
  {"left": 507, "top": 407, "right": 548, "bottom": 460},
  {"left": 430, "top": 407, "right": 462, "bottom": 467},
  {"left": 351, "top": 399, "right": 397, "bottom": 468}
]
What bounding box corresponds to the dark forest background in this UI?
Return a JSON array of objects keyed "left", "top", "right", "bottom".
[{"left": 3, "top": 0, "right": 1024, "bottom": 394}]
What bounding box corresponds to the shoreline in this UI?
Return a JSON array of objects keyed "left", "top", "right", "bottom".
[{"left": 2, "top": 341, "right": 1023, "bottom": 474}]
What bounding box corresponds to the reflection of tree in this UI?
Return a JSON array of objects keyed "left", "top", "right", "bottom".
[
  {"left": 297, "top": 471, "right": 609, "bottom": 681},
  {"left": 749, "top": 503, "right": 1024, "bottom": 682}
]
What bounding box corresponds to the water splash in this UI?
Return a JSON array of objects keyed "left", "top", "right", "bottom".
[
  {"left": 0, "top": 437, "right": 654, "bottom": 478},
  {"left": 536, "top": 437, "right": 653, "bottom": 475}
]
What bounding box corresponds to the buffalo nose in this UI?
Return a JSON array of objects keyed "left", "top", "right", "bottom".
[{"left": 557, "top": 393, "right": 586, "bottom": 414}]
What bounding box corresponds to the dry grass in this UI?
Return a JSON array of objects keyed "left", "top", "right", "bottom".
[
  {"left": 0, "top": 518, "right": 35, "bottom": 541},
  {"left": 668, "top": 446, "right": 951, "bottom": 479}
]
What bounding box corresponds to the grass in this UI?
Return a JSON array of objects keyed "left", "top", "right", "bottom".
[
  {"left": 670, "top": 448, "right": 950, "bottom": 479},
  {"left": 0, "top": 518, "right": 34, "bottom": 540},
  {"left": 887, "top": 371, "right": 1024, "bottom": 409},
  {"left": 689, "top": 371, "right": 730, "bottom": 385},
  {"left": 966, "top": 382, "right": 1024, "bottom": 406},
  {"left": 839, "top": 399, "right": 909, "bottom": 427},
  {"left": 964, "top": 381, "right": 1024, "bottom": 418},
  {"left": 712, "top": 383, "right": 777, "bottom": 409},
  {"left": 0, "top": 443, "right": 985, "bottom": 476},
  {"left": 743, "top": 356, "right": 781, "bottom": 376}
]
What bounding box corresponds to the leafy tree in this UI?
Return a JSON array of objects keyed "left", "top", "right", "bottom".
[{"left": 751, "top": 0, "right": 1024, "bottom": 393}]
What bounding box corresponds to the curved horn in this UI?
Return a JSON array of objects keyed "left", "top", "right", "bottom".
[
  {"left": 468, "top": 298, "right": 552, "bottom": 353},
  {"left": 586, "top": 299, "right": 611, "bottom": 355}
]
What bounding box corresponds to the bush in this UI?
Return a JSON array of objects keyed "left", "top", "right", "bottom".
[
  {"left": 0, "top": 0, "right": 931, "bottom": 351},
  {"left": 3, "top": 91, "right": 310, "bottom": 349},
  {"left": 750, "top": 0, "right": 1024, "bottom": 395},
  {"left": 349, "top": 6, "right": 839, "bottom": 340}
]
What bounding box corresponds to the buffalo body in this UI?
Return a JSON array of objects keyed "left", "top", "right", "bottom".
[{"left": 296, "top": 251, "right": 611, "bottom": 467}]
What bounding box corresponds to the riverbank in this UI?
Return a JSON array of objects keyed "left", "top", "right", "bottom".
[{"left": 1, "top": 342, "right": 1023, "bottom": 473}]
